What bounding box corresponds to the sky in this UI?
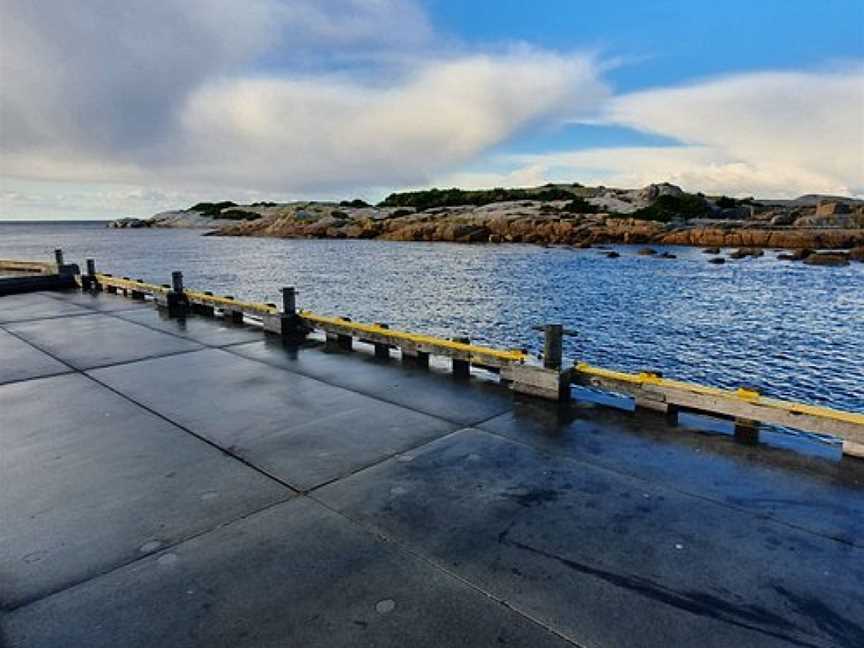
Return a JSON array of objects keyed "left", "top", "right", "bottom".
[{"left": 1, "top": 0, "right": 863, "bottom": 220}]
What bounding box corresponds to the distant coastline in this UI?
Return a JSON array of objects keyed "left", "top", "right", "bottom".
[{"left": 107, "top": 182, "right": 864, "bottom": 262}]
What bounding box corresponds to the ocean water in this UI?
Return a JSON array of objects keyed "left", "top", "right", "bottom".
[{"left": 1, "top": 220, "right": 862, "bottom": 414}]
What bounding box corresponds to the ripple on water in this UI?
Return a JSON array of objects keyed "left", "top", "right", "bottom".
[{"left": 1, "top": 223, "right": 861, "bottom": 413}]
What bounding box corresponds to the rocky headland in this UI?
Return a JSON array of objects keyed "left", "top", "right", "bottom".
[{"left": 110, "top": 183, "right": 864, "bottom": 260}]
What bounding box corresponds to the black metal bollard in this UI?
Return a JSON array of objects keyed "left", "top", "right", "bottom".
[
  {"left": 166, "top": 271, "right": 189, "bottom": 317},
  {"left": 543, "top": 324, "right": 563, "bottom": 370},
  {"left": 81, "top": 258, "right": 98, "bottom": 291},
  {"left": 452, "top": 336, "right": 471, "bottom": 380}
]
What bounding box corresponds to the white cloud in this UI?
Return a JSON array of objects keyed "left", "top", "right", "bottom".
[
  {"left": 173, "top": 51, "right": 606, "bottom": 192},
  {"left": 447, "top": 67, "right": 864, "bottom": 198},
  {"left": 604, "top": 68, "right": 864, "bottom": 195},
  {"left": 1, "top": 0, "right": 862, "bottom": 220},
  {"left": 0, "top": 0, "right": 606, "bottom": 209},
  {"left": 499, "top": 146, "right": 854, "bottom": 198}
]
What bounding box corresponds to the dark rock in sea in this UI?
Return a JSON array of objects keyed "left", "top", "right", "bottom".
[
  {"left": 702, "top": 247, "right": 720, "bottom": 254},
  {"left": 729, "top": 248, "right": 764, "bottom": 260},
  {"left": 657, "top": 252, "right": 677, "bottom": 259},
  {"left": 107, "top": 217, "right": 150, "bottom": 229},
  {"left": 605, "top": 251, "right": 620, "bottom": 258},
  {"left": 803, "top": 253, "right": 850, "bottom": 267},
  {"left": 777, "top": 248, "right": 814, "bottom": 261},
  {"left": 637, "top": 247, "right": 657, "bottom": 256},
  {"left": 708, "top": 257, "right": 726, "bottom": 264}
]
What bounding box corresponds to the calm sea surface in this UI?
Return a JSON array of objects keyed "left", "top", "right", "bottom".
[{"left": 1, "top": 220, "right": 862, "bottom": 414}]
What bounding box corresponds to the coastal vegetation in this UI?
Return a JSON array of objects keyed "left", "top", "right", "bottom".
[
  {"left": 378, "top": 185, "right": 581, "bottom": 210},
  {"left": 187, "top": 201, "right": 237, "bottom": 216},
  {"left": 628, "top": 193, "right": 710, "bottom": 222},
  {"left": 110, "top": 181, "right": 864, "bottom": 257},
  {"left": 184, "top": 201, "right": 261, "bottom": 221}
]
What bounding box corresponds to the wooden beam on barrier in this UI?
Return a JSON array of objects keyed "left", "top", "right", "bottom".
[
  {"left": 572, "top": 366, "right": 864, "bottom": 457},
  {"left": 298, "top": 312, "right": 527, "bottom": 370}
]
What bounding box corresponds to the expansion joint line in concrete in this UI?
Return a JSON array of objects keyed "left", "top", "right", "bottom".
[
  {"left": 307, "top": 494, "right": 591, "bottom": 648},
  {"left": 28, "top": 293, "right": 509, "bottom": 427},
  {"left": 304, "top": 427, "right": 468, "bottom": 495},
  {"left": 3, "top": 494, "right": 297, "bottom": 612},
  {"left": 0, "top": 326, "right": 300, "bottom": 495},
  {"left": 220, "top": 343, "right": 512, "bottom": 429}
]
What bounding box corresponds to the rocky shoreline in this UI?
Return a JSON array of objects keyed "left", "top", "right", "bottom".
[{"left": 109, "top": 183, "right": 864, "bottom": 256}]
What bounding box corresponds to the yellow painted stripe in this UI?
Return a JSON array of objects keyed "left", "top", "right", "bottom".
[
  {"left": 94, "top": 274, "right": 169, "bottom": 295},
  {"left": 93, "top": 274, "right": 522, "bottom": 362},
  {"left": 183, "top": 290, "right": 277, "bottom": 315},
  {"left": 0, "top": 259, "right": 56, "bottom": 274},
  {"left": 299, "top": 311, "right": 528, "bottom": 363},
  {"left": 574, "top": 362, "right": 864, "bottom": 426}
]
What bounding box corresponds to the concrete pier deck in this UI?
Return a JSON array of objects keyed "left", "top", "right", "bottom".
[{"left": 1, "top": 289, "right": 863, "bottom": 647}]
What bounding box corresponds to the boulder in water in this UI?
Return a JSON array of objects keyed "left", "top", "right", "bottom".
[
  {"left": 729, "top": 248, "right": 764, "bottom": 259},
  {"left": 803, "top": 253, "right": 850, "bottom": 267}
]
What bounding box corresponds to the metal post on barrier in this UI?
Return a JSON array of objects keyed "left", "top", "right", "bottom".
[
  {"left": 452, "top": 336, "right": 471, "bottom": 380},
  {"left": 543, "top": 324, "right": 563, "bottom": 370},
  {"left": 171, "top": 271, "right": 184, "bottom": 294},
  {"left": 222, "top": 295, "right": 244, "bottom": 323},
  {"left": 282, "top": 287, "right": 296, "bottom": 317},
  {"left": 337, "top": 317, "right": 353, "bottom": 351},
  {"left": 374, "top": 323, "right": 390, "bottom": 359},
  {"left": 131, "top": 278, "right": 146, "bottom": 300},
  {"left": 51, "top": 248, "right": 78, "bottom": 282},
  {"left": 166, "top": 271, "right": 188, "bottom": 318},
  {"left": 262, "top": 286, "right": 309, "bottom": 345},
  {"left": 82, "top": 259, "right": 97, "bottom": 291}
]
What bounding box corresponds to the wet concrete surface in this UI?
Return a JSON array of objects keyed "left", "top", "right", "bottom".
[
  {"left": 0, "top": 292, "right": 93, "bottom": 323},
  {"left": 89, "top": 348, "right": 458, "bottom": 490},
  {"left": 228, "top": 338, "right": 513, "bottom": 426},
  {"left": 38, "top": 289, "right": 152, "bottom": 313},
  {"left": 4, "top": 498, "right": 573, "bottom": 648},
  {"left": 113, "top": 307, "right": 264, "bottom": 346},
  {"left": 0, "top": 373, "right": 290, "bottom": 608},
  {"left": 2, "top": 288, "right": 864, "bottom": 647},
  {"left": 5, "top": 312, "right": 203, "bottom": 370},
  {"left": 479, "top": 401, "right": 864, "bottom": 547},
  {"left": 316, "top": 428, "right": 864, "bottom": 648},
  {"left": 0, "top": 328, "right": 70, "bottom": 385}
]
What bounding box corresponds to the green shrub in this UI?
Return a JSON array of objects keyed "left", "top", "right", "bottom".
[
  {"left": 560, "top": 197, "right": 598, "bottom": 213},
  {"left": 378, "top": 186, "right": 577, "bottom": 210},
  {"left": 339, "top": 198, "right": 370, "bottom": 208},
  {"left": 630, "top": 194, "right": 709, "bottom": 222},
  {"left": 715, "top": 196, "right": 737, "bottom": 208},
  {"left": 188, "top": 201, "right": 237, "bottom": 217}
]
